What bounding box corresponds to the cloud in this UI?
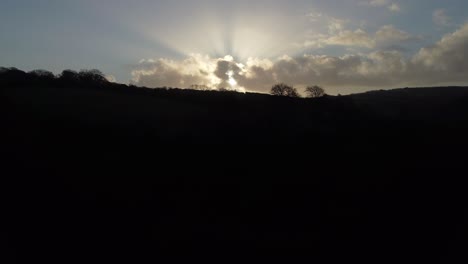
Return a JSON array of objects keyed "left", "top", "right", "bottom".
[
  {"left": 413, "top": 23, "right": 468, "bottom": 75},
  {"left": 323, "top": 29, "right": 374, "bottom": 48},
  {"left": 131, "top": 52, "right": 405, "bottom": 93},
  {"left": 307, "top": 11, "right": 347, "bottom": 34},
  {"left": 304, "top": 12, "right": 372, "bottom": 49},
  {"left": 131, "top": 23, "right": 468, "bottom": 94},
  {"left": 363, "top": 0, "right": 389, "bottom": 6},
  {"left": 375, "top": 25, "right": 420, "bottom": 49},
  {"left": 433, "top": 9, "right": 451, "bottom": 27},
  {"left": 105, "top": 75, "right": 116, "bottom": 83},
  {"left": 388, "top": 3, "right": 401, "bottom": 12},
  {"left": 131, "top": 54, "right": 247, "bottom": 92},
  {"left": 360, "top": 0, "right": 401, "bottom": 12},
  {"left": 304, "top": 23, "right": 416, "bottom": 50},
  {"left": 305, "top": 11, "right": 372, "bottom": 48},
  {"left": 131, "top": 55, "right": 219, "bottom": 89}
]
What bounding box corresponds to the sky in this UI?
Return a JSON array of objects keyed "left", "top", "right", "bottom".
[{"left": 1, "top": 0, "right": 468, "bottom": 94}]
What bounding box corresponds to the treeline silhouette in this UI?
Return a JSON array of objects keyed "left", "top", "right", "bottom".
[
  {"left": 0, "top": 67, "right": 107, "bottom": 87},
  {"left": 0, "top": 67, "right": 259, "bottom": 96},
  {"left": 270, "top": 83, "right": 326, "bottom": 98},
  {"left": 2, "top": 67, "right": 468, "bottom": 264}
]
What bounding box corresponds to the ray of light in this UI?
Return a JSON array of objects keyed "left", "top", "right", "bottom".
[{"left": 127, "top": 4, "right": 307, "bottom": 62}]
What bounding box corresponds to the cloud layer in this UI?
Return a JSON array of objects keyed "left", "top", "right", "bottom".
[{"left": 131, "top": 22, "right": 468, "bottom": 94}]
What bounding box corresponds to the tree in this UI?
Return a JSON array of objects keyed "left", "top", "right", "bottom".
[
  {"left": 59, "top": 70, "right": 79, "bottom": 81},
  {"left": 0, "top": 67, "right": 27, "bottom": 85},
  {"left": 29, "top": 69, "right": 55, "bottom": 79},
  {"left": 305, "top": 85, "right": 325, "bottom": 98},
  {"left": 270, "top": 83, "right": 300, "bottom": 97},
  {"left": 190, "top": 84, "right": 211, "bottom": 91},
  {"left": 78, "top": 69, "right": 107, "bottom": 83}
]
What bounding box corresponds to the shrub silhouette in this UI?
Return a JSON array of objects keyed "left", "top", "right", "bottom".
[
  {"left": 270, "top": 83, "right": 300, "bottom": 97},
  {"left": 305, "top": 85, "right": 325, "bottom": 98}
]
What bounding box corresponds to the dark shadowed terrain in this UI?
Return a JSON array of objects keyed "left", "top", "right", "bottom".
[{"left": 2, "top": 68, "right": 468, "bottom": 263}]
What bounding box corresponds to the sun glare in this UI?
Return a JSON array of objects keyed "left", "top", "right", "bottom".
[{"left": 226, "top": 70, "right": 238, "bottom": 87}]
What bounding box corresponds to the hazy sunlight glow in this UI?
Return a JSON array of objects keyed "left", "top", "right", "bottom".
[{"left": 227, "top": 70, "right": 238, "bottom": 87}]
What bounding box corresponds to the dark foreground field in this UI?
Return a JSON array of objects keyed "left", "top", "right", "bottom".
[{"left": 2, "top": 72, "right": 468, "bottom": 263}]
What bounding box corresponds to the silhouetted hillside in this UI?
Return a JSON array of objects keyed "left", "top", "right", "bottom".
[{"left": 2, "top": 68, "right": 468, "bottom": 264}]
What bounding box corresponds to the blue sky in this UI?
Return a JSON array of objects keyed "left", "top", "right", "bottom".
[{"left": 1, "top": 0, "right": 468, "bottom": 94}]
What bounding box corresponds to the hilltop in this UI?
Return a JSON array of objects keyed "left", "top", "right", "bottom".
[{"left": 2, "top": 68, "right": 468, "bottom": 264}]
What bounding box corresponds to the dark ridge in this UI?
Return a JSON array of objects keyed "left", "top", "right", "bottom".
[{"left": 2, "top": 68, "right": 468, "bottom": 264}]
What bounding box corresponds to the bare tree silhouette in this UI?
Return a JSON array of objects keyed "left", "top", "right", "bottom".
[
  {"left": 305, "top": 85, "right": 325, "bottom": 98},
  {"left": 271, "top": 83, "right": 300, "bottom": 97}
]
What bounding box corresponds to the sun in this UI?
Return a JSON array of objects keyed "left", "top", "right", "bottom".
[
  {"left": 226, "top": 70, "right": 238, "bottom": 87},
  {"left": 228, "top": 77, "right": 238, "bottom": 86}
]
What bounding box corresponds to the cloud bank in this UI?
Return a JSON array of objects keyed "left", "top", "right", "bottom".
[{"left": 131, "top": 23, "right": 468, "bottom": 94}]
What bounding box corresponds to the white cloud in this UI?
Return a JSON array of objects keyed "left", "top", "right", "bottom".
[
  {"left": 388, "top": 3, "right": 401, "bottom": 12},
  {"left": 131, "top": 52, "right": 405, "bottom": 93},
  {"left": 376, "top": 25, "right": 411, "bottom": 42},
  {"left": 375, "top": 25, "right": 419, "bottom": 49},
  {"left": 307, "top": 11, "right": 347, "bottom": 34},
  {"left": 364, "top": 0, "right": 388, "bottom": 6},
  {"left": 413, "top": 23, "right": 468, "bottom": 74},
  {"left": 131, "top": 54, "right": 220, "bottom": 89},
  {"left": 433, "top": 9, "right": 451, "bottom": 27},
  {"left": 360, "top": 0, "right": 401, "bottom": 13},
  {"left": 105, "top": 75, "right": 116, "bottom": 83},
  {"left": 131, "top": 54, "right": 247, "bottom": 92},
  {"left": 323, "top": 29, "right": 374, "bottom": 48},
  {"left": 304, "top": 23, "right": 416, "bottom": 50},
  {"left": 131, "top": 24, "right": 468, "bottom": 94},
  {"left": 305, "top": 12, "right": 372, "bottom": 48}
]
